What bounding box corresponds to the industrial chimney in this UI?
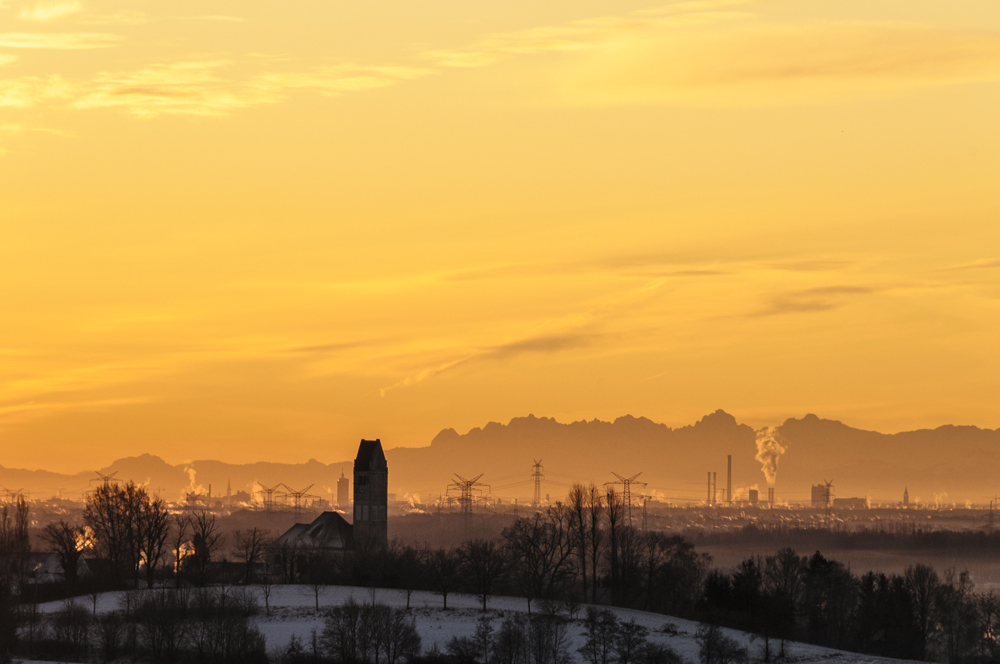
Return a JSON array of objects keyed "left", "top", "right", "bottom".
[
  {"left": 727, "top": 455, "right": 732, "bottom": 504},
  {"left": 768, "top": 487, "right": 775, "bottom": 506}
]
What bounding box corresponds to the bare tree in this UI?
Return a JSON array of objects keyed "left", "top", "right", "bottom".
[
  {"left": 388, "top": 543, "right": 424, "bottom": 609},
  {"left": 605, "top": 487, "right": 624, "bottom": 604},
  {"left": 170, "top": 513, "right": 190, "bottom": 587},
  {"left": 426, "top": 547, "right": 460, "bottom": 609},
  {"left": 502, "top": 510, "right": 577, "bottom": 613},
  {"left": 905, "top": 563, "right": 940, "bottom": 660},
  {"left": 0, "top": 494, "right": 31, "bottom": 595},
  {"left": 258, "top": 557, "right": 276, "bottom": 617},
  {"left": 140, "top": 496, "right": 171, "bottom": 588},
  {"left": 84, "top": 482, "right": 154, "bottom": 587},
  {"left": 459, "top": 538, "right": 509, "bottom": 611},
  {"left": 568, "top": 484, "right": 590, "bottom": 603},
  {"left": 233, "top": 527, "right": 270, "bottom": 584},
  {"left": 190, "top": 511, "right": 224, "bottom": 585},
  {"left": 42, "top": 520, "right": 86, "bottom": 590},
  {"left": 587, "top": 484, "right": 604, "bottom": 603}
]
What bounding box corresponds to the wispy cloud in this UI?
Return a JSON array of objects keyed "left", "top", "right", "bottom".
[
  {"left": 749, "top": 285, "right": 875, "bottom": 317},
  {"left": 426, "top": 0, "right": 753, "bottom": 68},
  {"left": 0, "top": 32, "right": 119, "bottom": 48},
  {"left": 0, "top": 75, "right": 72, "bottom": 107},
  {"left": 19, "top": 1, "right": 81, "bottom": 21},
  {"left": 289, "top": 341, "right": 365, "bottom": 354},
  {"left": 73, "top": 61, "right": 430, "bottom": 116},
  {"left": 937, "top": 258, "right": 1000, "bottom": 272},
  {"left": 561, "top": 21, "right": 1000, "bottom": 106},
  {"left": 379, "top": 330, "right": 600, "bottom": 395}
]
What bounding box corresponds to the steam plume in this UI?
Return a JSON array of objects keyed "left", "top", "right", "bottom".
[{"left": 754, "top": 427, "right": 787, "bottom": 487}]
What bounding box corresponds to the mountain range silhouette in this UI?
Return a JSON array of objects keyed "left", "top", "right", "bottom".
[{"left": 3, "top": 410, "right": 995, "bottom": 504}]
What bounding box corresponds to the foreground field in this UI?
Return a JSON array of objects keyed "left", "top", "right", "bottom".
[{"left": 33, "top": 585, "right": 916, "bottom": 664}]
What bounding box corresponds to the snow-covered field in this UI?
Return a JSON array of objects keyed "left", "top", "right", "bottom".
[{"left": 34, "top": 586, "right": 912, "bottom": 664}]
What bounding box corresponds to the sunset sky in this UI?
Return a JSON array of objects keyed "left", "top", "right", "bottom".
[{"left": 2, "top": 0, "right": 1000, "bottom": 472}]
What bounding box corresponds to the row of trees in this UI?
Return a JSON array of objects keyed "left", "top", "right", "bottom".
[
  {"left": 40, "top": 482, "right": 237, "bottom": 591},
  {"left": 703, "top": 548, "right": 1000, "bottom": 663},
  {"left": 15, "top": 586, "right": 268, "bottom": 664},
  {"left": 313, "top": 484, "right": 708, "bottom": 618},
  {"left": 0, "top": 495, "right": 31, "bottom": 661}
]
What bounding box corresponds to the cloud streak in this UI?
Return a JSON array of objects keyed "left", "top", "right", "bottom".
[
  {"left": 71, "top": 61, "right": 430, "bottom": 116},
  {"left": 749, "top": 285, "right": 875, "bottom": 317},
  {"left": 0, "top": 32, "right": 119, "bottom": 48},
  {"left": 19, "top": 1, "right": 81, "bottom": 21},
  {"left": 379, "top": 330, "right": 600, "bottom": 395}
]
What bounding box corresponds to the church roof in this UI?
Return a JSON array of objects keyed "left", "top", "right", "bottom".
[
  {"left": 354, "top": 439, "right": 387, "bottom": 472},
  {"left": 273, "top": 511, "right": 353, "bottom": 550}
]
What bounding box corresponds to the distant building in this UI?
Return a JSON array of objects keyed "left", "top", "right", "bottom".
[
  {"left": 353, "top": 439, "right": 388, "bottom": 546},
  {"left": 833, "top": 497, "right": 869, "bottom": 509},
  {"left": 337, "top": 470, "right": 350, "bottom": 508},
  {"left": 811, "top": 484, "right": 831, "bottom": 508},
  {"left": 903, "top": 487, "right": 909, "bottom": 507},
  {"left": 748, "top": 489, "right": 759, "bottom": 505}
]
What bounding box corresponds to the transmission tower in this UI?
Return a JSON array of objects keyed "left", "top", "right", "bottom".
[
  {"left": 448, "top": 474, "right": 489, "bottom": 531},
  {"left": 258, "top": 483, "right": 282, "bottom": 513},
  {"left": 606, "top": 472, "right": 647, "bottom": 526},
  {"left": 531, "top": 460, "right": 544, "bottom": 508},
  {"left": 90, "top": 471, "right": 121, "bottom": 487},
  {"left": 281, "top": 484, "right": 318, "bottom": 515}
]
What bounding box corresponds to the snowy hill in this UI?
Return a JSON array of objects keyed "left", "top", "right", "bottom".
[{"left": 37, "top": 586, "right": 916, "bottom": 664}]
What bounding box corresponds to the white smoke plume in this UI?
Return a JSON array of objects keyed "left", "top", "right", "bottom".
[
  {"left": 182, "top": 466, "right": 206, "bottom": 499},
  {"left": 754, "top": 427, "right": 787, "bottom": 488},
  {"left": 933, "top": 491, "right": 948, "bottom": 509},
  {"left": 731, "top": 484, "right": 759, "bottom": 501}
]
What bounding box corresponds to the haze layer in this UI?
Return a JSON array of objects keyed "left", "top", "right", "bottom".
[{"left": 2, "top": 0, "right": 1000, "bottom": 470}]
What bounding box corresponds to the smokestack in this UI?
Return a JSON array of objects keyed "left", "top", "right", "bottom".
[
  {"left": 713, "top": 472, "right": 717, "bottom": 506},
  {"left": 727, "top": 455, "right": 732, "bottom": 504},
  {"left": 707, "top": 472, "right": 712, "bottom": 505},
  {"left": 768, "top": 487, "right": 775, "bottom": 506}
]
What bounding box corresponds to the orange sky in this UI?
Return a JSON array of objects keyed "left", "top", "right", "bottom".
[{"left": 2, "top": 0, "right": 1000, "bottom": 472}]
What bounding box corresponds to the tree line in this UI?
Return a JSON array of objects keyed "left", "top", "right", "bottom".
[
  {"left": 702, "top": 548, "right": 1000, "bottom": 664},
  {"left": 8, "top": 483, "right": 1000, "bottom": 664}
]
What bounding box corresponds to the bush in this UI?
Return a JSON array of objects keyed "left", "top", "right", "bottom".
[
  {"left": 695, "top": 625, "right": 746, "bottom": 664},
  {"left": 321, "top": 599, "right": 421, "bottom": 664}
]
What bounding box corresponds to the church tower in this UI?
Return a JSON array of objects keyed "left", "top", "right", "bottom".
[{"left": 353, "top": 439, "right": 388, "bottom": 545}]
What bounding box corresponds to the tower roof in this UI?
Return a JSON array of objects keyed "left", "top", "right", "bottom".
[{"left": 354, "top": 439, "right": 387, "bottom": 472}]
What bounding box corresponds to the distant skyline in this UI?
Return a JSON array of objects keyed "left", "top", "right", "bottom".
[{"left": 2, "top": 0, "right": 1000, "bottom": 471}]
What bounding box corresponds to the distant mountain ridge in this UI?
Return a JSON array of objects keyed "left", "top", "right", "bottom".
[{"left": 2, "top": 411, "right": 997, "bottom": 504}]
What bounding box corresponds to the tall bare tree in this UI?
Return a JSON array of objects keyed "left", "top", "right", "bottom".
[
  {"left": 0, "top": 494, "right": 31, "bottom": 593},
  {"left": 41, "top": 520, "right": 86, "bottom": 590},
  {"left": 170, "top": 513, "right": 190, "bottom": 587},
  {"left": 233, "top": 527, "right": 270, "bottom": 584},
  {"left": 190, "top": 511, "right": 224, "bottom": 586},
  {"left": 605, "top": 487, "right": 624, "bottom": 604},
  {"left": 84, "top": 482, "right": 153, "bottom": 587},
  {"left": 426, "top": 547, "right": 460, "bottom": 609},
  {"left": 502, "top": 510, "right": 576, "bottom": 613},
  {"left": 459, "top": 538, "right": 509, "bottom": 611},
  {"left": 586, "top": 484, "right": 604, "bottom": 603},
  {"left": 139, "top": 496, "right": 171, "bottom": 588},
  {"left": 568, "top": 484, "right": 590, "bottom": 603}
]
